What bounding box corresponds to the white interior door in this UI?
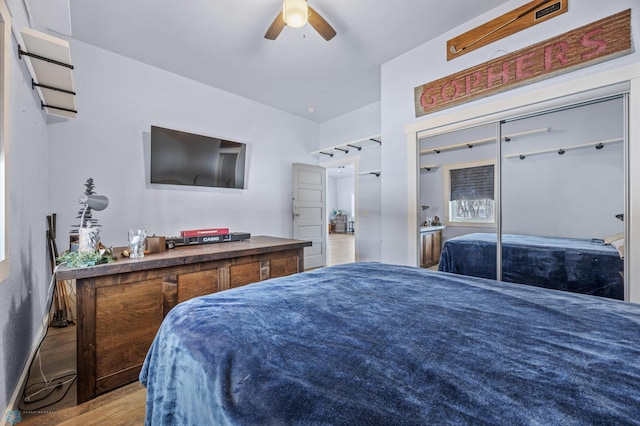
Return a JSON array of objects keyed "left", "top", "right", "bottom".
[{"left": 293, "top": 163, "right": 326, "bottom": 269}]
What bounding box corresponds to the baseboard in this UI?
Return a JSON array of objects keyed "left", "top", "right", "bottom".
[{"left": 1, "top": 309, "right": 50, "bottom": 425}]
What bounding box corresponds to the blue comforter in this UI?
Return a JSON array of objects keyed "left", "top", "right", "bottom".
[
  {"left": 140, "top": 262, "right": 640, "bottom": 425},
  {"left": 438, "top": 233, "right": 624, "bottom": 299}
]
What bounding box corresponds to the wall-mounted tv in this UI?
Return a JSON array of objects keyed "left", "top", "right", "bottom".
[{"left": 150, "top": 126, "right": 247, "bottom": 189}]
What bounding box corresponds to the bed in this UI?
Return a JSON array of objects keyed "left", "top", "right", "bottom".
[
  {"left": 438, "top": 233, "right": 624, "bottom": 300},
  {"left": 140, "top": 262, "right": 640, "bottom": 425}
]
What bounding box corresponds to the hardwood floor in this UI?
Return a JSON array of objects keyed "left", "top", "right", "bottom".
[
  {"left": 15, "top": 234, "right": 354, "bottom": 424},
  {"left": 16, "top": 324, "right": 146, "bottom": 425},
  {"left": 327, "top": 232, "right": 355, "bottom": 266},
  {"left": 18, "top": 325, "right": 76, "bottom": 419}
]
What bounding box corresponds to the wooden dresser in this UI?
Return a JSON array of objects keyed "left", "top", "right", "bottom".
[{"left": 56, "top": 236, "right": 311, "bottom": 403}]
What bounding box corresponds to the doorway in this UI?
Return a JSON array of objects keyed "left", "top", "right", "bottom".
[{"left": 325, "top": 162, "right": 356, "bottom": 265}]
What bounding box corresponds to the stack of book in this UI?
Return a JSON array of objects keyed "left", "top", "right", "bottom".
[{"left": 166, "top": 228, "right": 251, "bottom": 248}]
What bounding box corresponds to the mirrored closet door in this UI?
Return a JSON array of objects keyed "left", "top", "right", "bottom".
[
  {"left": 418, "top": 93, "right": 627, "bottom": 300},
  {"left": 419, "top": 123, "right": 497, "bottom": 275},
  {"left": 500, "top": 96, "right": 625, "bottom": 299}
]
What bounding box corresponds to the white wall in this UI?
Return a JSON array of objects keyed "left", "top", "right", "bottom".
[
  {"left": 335, "top": 176, "right": 354, "bottom": 218},
  {"left": 47, "top": 40, "right": 319, "bottom": 250},
  {"left": 501, "top": 98, "right": 624, "bottom": 239},
  {"left": 326, "top": 176, "right": 338, "bottom": 216},
  {"left": 318, "top": 101, "right": 382, "bottom": 261},
  {"left": 381, "top": 0, "right": 640, "bottom": 265},
  {"left": 0, "top": 0, "right": 50, "bottom": 412},
  {"left": 319, "top": 102, "right": 380, "bottom": 148}
]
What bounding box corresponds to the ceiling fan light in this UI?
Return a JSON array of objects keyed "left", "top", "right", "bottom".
[{"left": 282, "top": 0, "right": 308, "bottom": 28}]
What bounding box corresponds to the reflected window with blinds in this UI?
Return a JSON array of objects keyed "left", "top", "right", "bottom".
[{"left": 445, "top": 161, "right": 495, "bottom": 225}]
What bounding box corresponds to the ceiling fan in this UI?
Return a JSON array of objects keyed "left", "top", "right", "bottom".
[{"left": 264, "top": 0, "right": 337, "bottom": 41}]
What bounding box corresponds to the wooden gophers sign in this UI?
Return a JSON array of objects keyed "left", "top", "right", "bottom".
[{"left": 414, "top": 10, "right": 632, "bottom": 118}]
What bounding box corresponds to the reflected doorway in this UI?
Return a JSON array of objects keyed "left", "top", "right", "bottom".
[{"left": 326, "top": 163, "right": 356, "bottom": 265}]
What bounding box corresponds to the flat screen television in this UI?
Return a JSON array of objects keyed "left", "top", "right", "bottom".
[{"left": 150, "top": 126, "right": 246, "bottom": 189}]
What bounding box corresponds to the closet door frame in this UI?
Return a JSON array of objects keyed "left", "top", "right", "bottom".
[{"left": 407, "top": 63, "right": 640, "bottom": 302}]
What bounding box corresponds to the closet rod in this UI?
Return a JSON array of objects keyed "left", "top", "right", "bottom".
[
  {"left": 505, "top": 137, "right": 622, "bottom": 160},
  {"left": 421, "top": 127, "right": 549, "bottom": 154}
]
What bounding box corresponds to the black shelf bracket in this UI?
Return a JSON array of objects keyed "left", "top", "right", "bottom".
[
  {"left": 41, "top": 101, "right": 77, "bottom": 114},
  {"left": 370, "top": 172, "right": 381, "bottom": 177},
  {"left": 32, "top": 79, "right": 76, "bottom": 96},
  {"left": 319, "top": 151, "right": 334, "bottom": 157},
  {"left": 18, "top": 44, "right": 74, "bottom": 69},
  {"left": 335, "top": 147, "right": 349, "bottom": 154},
  {"left": 370, "top": 138, "right": 382, "bottom": 145},
  {"left": 346, "top": 144, "right": 362, "bottom": 151}
]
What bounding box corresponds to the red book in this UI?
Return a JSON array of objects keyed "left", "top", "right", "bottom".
[{"left": 180, "top": 228, "right": 230, "bottom": 237}]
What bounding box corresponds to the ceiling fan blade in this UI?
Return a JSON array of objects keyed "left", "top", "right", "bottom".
[
  {"left": 265, "top": 12, "right": 286, "bottom": 40},
  {"left": 308, "top": 6, "right": 336, "bottom": 41}
]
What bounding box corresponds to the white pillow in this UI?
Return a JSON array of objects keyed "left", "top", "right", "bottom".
[
  {"left": 603, "top": 232, "right": 624, "bottom": 245},
  {"left": 610, "top": 238, "right": 624, "bottom": 259}
]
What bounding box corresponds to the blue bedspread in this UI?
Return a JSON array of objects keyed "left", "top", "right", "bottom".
[
  {"left": 140, "top": 262, "right": 640, "bottom": 425},
  {"left": 438, "top": 233, "right": 624, "bottom": 299}
]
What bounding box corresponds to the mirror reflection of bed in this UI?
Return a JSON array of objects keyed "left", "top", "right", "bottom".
[{"left": 420, "top": 95, "right": 625, "bottom": 300}]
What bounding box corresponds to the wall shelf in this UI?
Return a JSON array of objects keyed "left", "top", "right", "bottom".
[
  {"left": 19, "top": 28, "right": 77, "bottom": 118},
  {"left": 420, "top": 128, "right": 549, "bottom": 155},
  {"left": 504, "top": 137, "right": 623, "bottom": 160},
  {"left": 312, "top": 134, "right": 381, "bottom": 157}
]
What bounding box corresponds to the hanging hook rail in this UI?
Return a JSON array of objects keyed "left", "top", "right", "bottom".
[
  {"left": 311, "top": 135, "right": 381, "bottom": 156},
  {"left": 421, "top": 128, "right": 549, "bottom": 155},
  {"left": 505, "top": 137, "right": 622, "bottom": 160},
  {"left": 357, "top": 169, "right": 381, "bottom": 177}
]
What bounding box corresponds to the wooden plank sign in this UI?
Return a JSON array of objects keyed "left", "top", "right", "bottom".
[
  {"left": 447, "top": 0, "right": 568, "bottom": 61},
  {"left": 414, "top": 10, "right": 632, "bottom": 118}
]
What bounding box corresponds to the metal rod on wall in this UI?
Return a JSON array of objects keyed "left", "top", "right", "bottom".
[
  {"left": 18, "top": 45, "right": 75, "bottom": 69},
  {"left": 32, "top": 79, "right": 76, "bottom": 96},
  {"left": 41, "top": 101, "right": 77, "bottom": 114}
]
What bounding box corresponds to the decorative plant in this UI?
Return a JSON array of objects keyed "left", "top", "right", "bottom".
[{"left": 57, "top": 246, "right": 115, "bottom": 268}]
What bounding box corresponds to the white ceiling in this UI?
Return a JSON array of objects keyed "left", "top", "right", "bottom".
[{"left": 30, "top": 0, "right": 507, "bottom": 122}]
